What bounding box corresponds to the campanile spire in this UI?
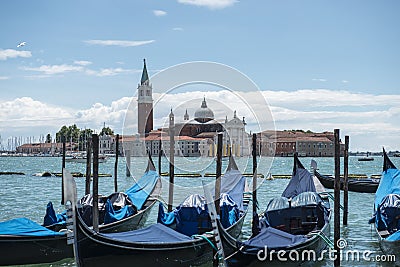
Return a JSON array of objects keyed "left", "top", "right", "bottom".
[{"left": 137, "top": 59, "right": 153, "bottom": 136}]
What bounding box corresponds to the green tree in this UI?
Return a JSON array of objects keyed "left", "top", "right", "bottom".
[
  {"left": 79, "top": 128, "right": 93, "bottom": 151},
  {"left": 56, "top": 124, "right": 80, "bottom": 144},
  {"left": 56, "top": 125, "right": 69, "bottom": 142},
  {"left": 100, "top": 126, "right": 114, "bottom": 136},
  {"left": 46, "top": 133, "right": 52, "bottom": 143}
]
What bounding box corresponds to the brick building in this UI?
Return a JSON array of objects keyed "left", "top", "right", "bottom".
[{"left": 257, "top": 130, "right": 342, "bottom": 157}]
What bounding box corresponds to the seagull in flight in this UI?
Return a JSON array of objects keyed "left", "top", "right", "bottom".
[{"left": 17, "top": 41, "right": 26, "bottom": 48}]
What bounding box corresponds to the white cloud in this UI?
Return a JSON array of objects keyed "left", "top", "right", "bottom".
[
  {"left": 0, "top": 97, "right": 131, "bottom": 141},
  {"left": 85, "top": 68, "right": 140, "bottom": 77},
  {"left": 177, "top": 0, "right": 237, "bottom": 9},
  {"left": 153, "top": 10, "right": 167, "bottom": 16},
  {"left": 86, "top": 68, "right": 124, "bottom": 77},
  {"left": 0, "top": 76, "right": 9, "bottom": 80},
  {"left": 0, "top": 97, "right": 72, "bottom": 127},
  {"left": 312, "top": 78, "right": 327, "bottom": 82},
  {"left": 74, "top": 60, "right": 92, "bottom": 66},
  {"left": 21, "top": 61, "right": 136, "bottom": 77},
  {"left": 74, "top": 97, "right": 131, "bottom": 133},
  {"left": 172, "top": 27, "right": 184, "bottom": 31},
  {"left": 262, "top": 89, "right": 400, "bottom": 108},
  {"left": 84, "top": 39, "right": 155, "bottom": 47},
  {"left": 24, "top": 74, "right": 52, "bottom": 80},
  {"left": 0, "top": 49, "right": 32, "bottom": 60},
  {"left": 21, "top": 64, "right": 83, "bottom": 75}
]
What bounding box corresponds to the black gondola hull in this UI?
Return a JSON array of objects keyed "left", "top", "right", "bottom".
[
  {"left": 0, "top": 196, "right": 159, "bottom": 266},
  {"left": 220, "top": 219, "right": 331, "bottom": 267},
  {"left": 75, "top": 203, "right": 247, "bottom": 267},
  {"left": 75, "top": 214, "right": 214, "bottom": 267},
  {"left": 315, "top": 172, "right": 379, "bottom": 193},
  {"left": 376, "top": 230, "right": 400, "bottom": 267},
  {"left": 0, "top": 234, "right": 73, "bottom": 266}
]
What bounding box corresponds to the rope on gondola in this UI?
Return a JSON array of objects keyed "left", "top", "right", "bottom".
[
  {"left": 224, "top": 249, "right": 240, "bottom": 260},
  {"left": 309, "top": 230, "right": 334, "bottom": 249},
  {"left": 191, "top": 234, "right": 218, "bottom": 251},
  {"left": 149, "top": 195, "right": 169, "bottom": 208},
  {"left": 324, "top": 192, "right": 344, "bottom": 210}
]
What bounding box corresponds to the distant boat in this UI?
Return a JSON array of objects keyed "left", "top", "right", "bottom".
[
  {"left": 358, "top": 157, "right": 374, "bottom": 161},
  {"left": 358, "top": 152, "right": 374, "bottom": 161},
  {"left": 314, "top": 172, "right": 379, "bottom": 193}
]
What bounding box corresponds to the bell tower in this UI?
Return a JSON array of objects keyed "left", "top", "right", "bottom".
[{"left": 137, "top": 59, "right": 153, "bottom": 136}]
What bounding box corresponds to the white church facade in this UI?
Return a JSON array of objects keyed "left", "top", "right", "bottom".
[{"left": 123, "top": 59, "right": 251, "bottom": 157}]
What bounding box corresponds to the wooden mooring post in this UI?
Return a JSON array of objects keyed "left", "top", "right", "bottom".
[
  {"left": 85, "top": 136, "right": 92, "bottom": 195},
  {"left": 168, "top": 109, "right": 175, "bottom": 212},
  {"left": 92, "top": 134, "right": 99, "bottom": 232},
  {"left": 125, "top": 150, "right": 131, "bottom": 177},
  {"left": 212, "top": 134, "right": 224, "bottom": 267},
  {"left": 158, "top": 140, "right": 162, "bottom": 175},
  {"left": 114, "top": 134, "right": 119, "bottom": 192},
  {"left": 334, "top": 129, "right": 341, "bottom": 266},
  {"left": 215, "top": 133, "right": 223, "bottom": 215},
  {"left": 343, "top": 135, "right": 349, "bottom": 226},
  {"left": 252, "top": 133, "right": 257, "bottom": 217},
  {"left": 61, "top": 136, "right": 66, "bottom": 205}
]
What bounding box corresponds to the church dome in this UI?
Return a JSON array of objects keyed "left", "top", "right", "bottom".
[{"left": 194, "top": 98, "right": 214, "bottom": 123}]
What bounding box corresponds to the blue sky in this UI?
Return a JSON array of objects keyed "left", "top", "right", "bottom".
[{"left": 0, "top": 0, "right": 399, "bottom": 152}]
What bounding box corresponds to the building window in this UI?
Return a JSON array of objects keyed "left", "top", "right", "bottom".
[
  {"left": 146, "top": 90, "right": 150, "bottom": 96},
  {"left": 140, "top": 90, "right": 143, "bottom": 96}
]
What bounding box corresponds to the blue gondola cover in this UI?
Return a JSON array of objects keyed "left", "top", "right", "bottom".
[
  {"left": 43, "top": 201, "right": 67, "bottom": 226},
  {"left": 125, "top": 169, "right": 159, "bottom": 210},
  {"left": 103, "top": 223, "right": 193, "bottom": 243},
  {"left": 43, "top": 169, "right": 159, "bottom": 227},
  {"left": 220, "top": 193, "right": 240, "bottom": 228},
  {"left": 220, "top": 169, "right": 246, "bottom": 210},
  {"left": 0, "top": 217, "right": 65, "bottom": 237},
  {"left": 375, "top": 168, "right": 400, "bottom": 209},
  {"left": 374, "top": 194, "right": 400, "bottom": 234},
  {"left": 103, "top": 193, "right": 137, "bottom": 224},
  {"left": 282, "top": 168, "right": 316, "bottom": 199},
  {"left": 158, "top": 193, "right": 240, "bottom": 236},
  {"left": 387, "top": 229, "right": 400, "bottom": 241},
  {"left": 239, "top": 226, "right": 307, "bottom": 254}
]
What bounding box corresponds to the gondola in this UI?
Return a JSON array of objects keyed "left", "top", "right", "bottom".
[
  {"left": 369, "top": 148, "right": 400, "bottom": 266},
  {"left": 45, "top": 154, "right": 161, "bottom": 233},
  {"left": 219, "top": 154, "right": 331, "bottom": 266},
  {"left": 67, "top": 154, "right": 248, "bottom": 267},
  {"left": 0, "top": 156, "right": 161, "bottom": 266},
  {"left": 64, "top": 169, "right": 215, "bottom": 267},
  {"left": 314, "top": 171, "right": 379, "bottom": 193},
  {"left": 157, "top": 154, "right": 249, "bottom": 239},
  {"left": 0, "top": 218, "right": 73, "bottom": 266},
  {"left": 82, "top": 155, "right": 161, "bottom": 233}
]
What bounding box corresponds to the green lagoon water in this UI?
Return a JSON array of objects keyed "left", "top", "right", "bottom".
[{"left": 1, "top": 155, "right": 399, "bottom": 266}]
